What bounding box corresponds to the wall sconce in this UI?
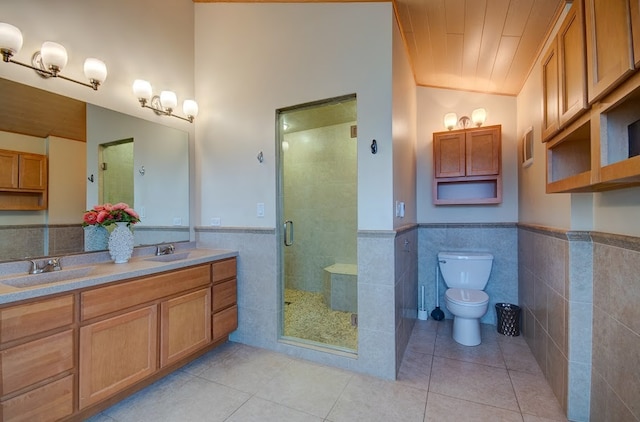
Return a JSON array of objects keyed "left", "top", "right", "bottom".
[
  {"left": 133, "top": 79, "right": 198, "bottom": 123},
  {"left": 0, "top": 22, "right": 107, "bottom": 90},
  {"left": 443, "top": 108, "right": 487, "bottom": 130}
]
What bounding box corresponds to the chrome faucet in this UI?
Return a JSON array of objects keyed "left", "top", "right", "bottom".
[
  {"left": 155, "top": 244, "right": 175, "bottom": 256},
  {"left": 29, "top": 258, "right": 62, "bottom": 274}
]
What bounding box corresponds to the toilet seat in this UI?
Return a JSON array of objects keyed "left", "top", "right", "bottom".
[{"left": 445, "top": 288, "right": 488, "bottom": 306}]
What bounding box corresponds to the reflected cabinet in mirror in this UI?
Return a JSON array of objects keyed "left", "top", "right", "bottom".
[{"left": 0, "top": 78, "right": 190, "bottom": 263}]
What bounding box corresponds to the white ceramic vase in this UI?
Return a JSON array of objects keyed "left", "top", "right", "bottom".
[
  {"left": 84, "top": 225, "right": 109, "bottom": 251},
  {"left": 108, "top": 222, "right": 134, "bottom": 263}
]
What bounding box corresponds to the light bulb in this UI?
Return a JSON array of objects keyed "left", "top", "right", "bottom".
[
  {"left": 160, "top": 90, "right": 177, "bottom": 111},
  {"left": 133, "top": 79, "right": 152, "bottom": 100},
  {"left": 443, "top": 113, "right": 458, "bottom": 131},
  {"left": 0, "top": 23, "right": 23, "bottom": 57},
  {"left": 40, "top": 41, "right": 68, "bottom": 72},
  {"left": 84, "top": 58, "right": 107, "bottom": 84}
]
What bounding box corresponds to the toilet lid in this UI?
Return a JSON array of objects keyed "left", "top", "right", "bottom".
[{"left": 445, "top": 288, "right": 489, "bottom": 305}]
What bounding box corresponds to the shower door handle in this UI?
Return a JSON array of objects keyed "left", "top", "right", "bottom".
[{"left": 283, "top": 220, "right": 294, "bottom": 246}]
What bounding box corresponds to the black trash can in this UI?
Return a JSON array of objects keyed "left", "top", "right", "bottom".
[{"left": 495, "top": 303, "right": 521, "bottom": 336}]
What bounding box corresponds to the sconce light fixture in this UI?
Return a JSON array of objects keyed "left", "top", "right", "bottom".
[
  {"left": 0, "top": 22, "right": 107, "bottom": 90},
  {"left": 133, "top": 79, "right": 198, "bottom": 123},
  {"left": 443, "top": 108, "right": 487, "bottom": 130}
]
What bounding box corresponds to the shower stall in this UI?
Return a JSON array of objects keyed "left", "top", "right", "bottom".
[{"left": 277, "top": 95, "right": 358, "bottom": 352}]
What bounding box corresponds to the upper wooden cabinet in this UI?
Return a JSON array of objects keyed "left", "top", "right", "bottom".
[
  {"left": 542, "top": 0, "right": 588, "bottom": 142},
  {"left": 433, "top": 125, "right": 502, "bottom": 205},
  {"left": 585, "top": 0, "right": 635, "bottom": 103},
  {"left": 0, "top": 149, "right": 48, "bottom": 210}
]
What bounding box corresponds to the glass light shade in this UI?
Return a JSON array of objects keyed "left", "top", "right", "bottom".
[
  {"left": 182, "top": 99, "right": 198, "bottom": 118},
  {"left": 40, "top": 41, "right": 68, "bottom": 71},
  {"left": 0, "top": 23, "right": 23, "bottom": 55},
  {"left": 472, "top": 108, "right": 487, "bottom": 126},
  {"left": 83, "top": 58, "right": 107, "bottom": 83},
  {"left": 133, "top": 79, "right": 152, "bottom": 100},
  {"left": 444, "top": 112, "right": 458, "bottom": 130},
  {"left": 160, "top": 90, "right": 177, "bottom": 110}
]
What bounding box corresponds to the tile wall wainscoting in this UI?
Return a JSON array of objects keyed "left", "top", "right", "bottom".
[
  {"left": 519, "top": 225, "right": 640, "bottom": 422},
  {"left": 418, "top": 223, "right": 519, "bottom": 326},
  {"left": 195, "top": 225, "right": 418, "bottom": 380}
]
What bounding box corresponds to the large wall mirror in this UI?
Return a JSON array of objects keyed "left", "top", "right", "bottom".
[{"left": 0, "top": 78, "right": 190, "bottom": 263}]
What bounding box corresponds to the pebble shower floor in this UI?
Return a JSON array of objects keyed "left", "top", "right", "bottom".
[{"left": 283, "top": 289, "right": 357, "bottom": 351}]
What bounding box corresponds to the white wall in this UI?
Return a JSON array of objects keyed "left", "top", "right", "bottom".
[
  {"left": 194, "top": 2, "right": 394, "bottom": 230},
  {"left": 392, "top": 14, "right": 418, "bottom": 228},
  {"left": 416, "top": 87, "right": 518, "bottom": 223}
]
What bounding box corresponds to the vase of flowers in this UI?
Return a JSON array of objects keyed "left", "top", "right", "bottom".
[{"left": 82, "top": 203, "right": 140, "bottom": 263}]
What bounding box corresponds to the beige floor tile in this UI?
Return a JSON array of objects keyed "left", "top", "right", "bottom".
[
  {"left": 522, "top": 414, "right": 569, "bottom": 422},
  {"left": 510, "top": 370, "right": 568, "bottom": 421},
  {"left": 103, "top": 373, "right": 250, "bottom": 422},
  {"left": 434, "top": 333, "right": 506, "bottom": 368},
  {"left": 255, "top": 359, "right": 353, "bottom": 418},
  {"left": 425, "top": 392, "right": 523, "bottom": 421},
  {"left": 405, "top": 329, "right": 436, "bottom": 355},
  {"left": 430, "top": 356, "right": 520, "bottom": 412},
  {"left": 226, "top": 396, "right": 323, "bottom": 422},
  {"left": 179, "top": 341, "right": 241, "bottom": 377},
  {"left": 327, "top": 374, "right": 427, "bottom": 422},
  {"left": 499, "top": 338, "right": 542, "bottom": 374},
  {"left": 397, "top": 350, "right": 433, "bottom": 391},
  {"left": 197, "top": 344, "right": 293, "bottom": 394}
]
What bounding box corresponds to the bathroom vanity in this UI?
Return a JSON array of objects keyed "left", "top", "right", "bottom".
[{"left": 0, "top": 246, "right": 238, "bottom": 422}]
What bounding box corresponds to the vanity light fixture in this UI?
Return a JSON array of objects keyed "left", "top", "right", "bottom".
[
  {"left": 0, "top": 22, "right": 107, "bottom": 90},
  {"left": 133, "top": 79, "right": 198, "bottom": 123},
  {"left": 443, "top": 108, "right": 487, "bottom": 130}
]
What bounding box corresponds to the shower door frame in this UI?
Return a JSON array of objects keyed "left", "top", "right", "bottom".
[{"left": 276, "top": 93, "right": 358, "bottom": 354}]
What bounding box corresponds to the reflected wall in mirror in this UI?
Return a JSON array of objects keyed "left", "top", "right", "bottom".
[{"left": 0, "top": 78, "right": 190, "bottom": 263}]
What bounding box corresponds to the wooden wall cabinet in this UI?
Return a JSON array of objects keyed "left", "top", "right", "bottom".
[
  {"left": 585, "top": 0, "right": 635, "bottom": 103},
  {"left": 433, "top": 125, "right": 502, "bottom": 204},
  {"left": 542, "top": 0, "right": 588, "bottom": 142},
  {"left": 0, "top": 295, "right": 75, "bottom": 422},
  {"left": 0, "top": 149, "right": 48, "bottom": 210}
]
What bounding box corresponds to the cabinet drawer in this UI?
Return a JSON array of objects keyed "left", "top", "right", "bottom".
[
  {"left": 212, "top": 258, "right": 236, "bottom": 283},
  {"left": 1, "top": 330, "right": 73, "bottom": 395},
  {"left": 0, "top": 295, "right": 74, "bottom": 343},
  {"left": 81, "top": 265, "right": 210, "bottom": 320},
  {"left": 1, "top": 374, "right": 73, "bottom": 422},
  {"left": 212, "top": 278, "right": 237, "bottom": 312},
  {"left": 212, "top": 305, "right": 238, "bottom": 341}
]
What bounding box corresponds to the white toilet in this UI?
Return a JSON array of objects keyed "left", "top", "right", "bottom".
[{"left": 438, "top": 252, "right": 493, "bottom": 346}]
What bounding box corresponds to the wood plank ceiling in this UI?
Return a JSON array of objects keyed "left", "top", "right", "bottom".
[{"left": 196, "top": 0, "right": 566, "bottom": 96}]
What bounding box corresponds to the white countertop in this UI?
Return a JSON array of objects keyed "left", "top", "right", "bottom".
[{"left": 0, "top": 243, "right": 238, "bottom": 305}]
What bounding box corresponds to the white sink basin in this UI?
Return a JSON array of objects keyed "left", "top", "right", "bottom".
[
  {"left": 144, "top": 252, "right": 191, "bottom": 263},
  {"left": 1, "top": 267, "right": 94, "bottom": 288}
]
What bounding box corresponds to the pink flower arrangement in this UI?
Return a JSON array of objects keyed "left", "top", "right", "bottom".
[{"left": 82, "top": 203, "right": 141, "bottom": 227}]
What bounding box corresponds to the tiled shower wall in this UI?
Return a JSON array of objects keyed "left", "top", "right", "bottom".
[
  {"left": 196, "top": 226, "right": 417, "bottom": 380},
  {"left": 590, "top": 233, "right": 640, "bottom": 421}
]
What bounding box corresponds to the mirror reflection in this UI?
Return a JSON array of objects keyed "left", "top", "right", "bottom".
[{"left": 0, "top": 78, "right": 190, "bottom": 263}]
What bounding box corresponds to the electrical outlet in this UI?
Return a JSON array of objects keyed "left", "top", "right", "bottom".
[
  {"left": 172, "top": 217, "right": 182, "bottom": 226},
  {"left": 210, "top": 217, "right": 221, "bottom": 226},
  {"left": 257, "top": 203, "right": 265, "bottom": 218}
]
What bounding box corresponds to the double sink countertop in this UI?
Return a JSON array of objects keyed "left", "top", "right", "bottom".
[{"left": 0, "top": 242, "right": 238, "bottom": 305}]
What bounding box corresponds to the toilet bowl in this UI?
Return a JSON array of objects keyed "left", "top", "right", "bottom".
[{"left": 438, "top": 252, "right": 493, "bottom": 346}]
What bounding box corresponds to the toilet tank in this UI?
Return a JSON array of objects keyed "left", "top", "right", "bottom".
[{"left": 437, "top": 252, "right": 493, "bottom": 290}]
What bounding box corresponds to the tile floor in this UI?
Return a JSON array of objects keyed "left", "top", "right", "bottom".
[{"left": 87, "top": 319, "right": 568, "bottom": 422}]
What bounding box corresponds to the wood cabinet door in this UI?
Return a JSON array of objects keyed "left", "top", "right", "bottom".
[
  {"left": 0, "top": 151, "right": 19, "bottom": 189},
  {"left": 465, "top": 127, "right": 501, "bottom": 176},
  {"left": 18, "top": 153, "right": 47, "bottom": 190},
  {"left": 433, "top": 132, "right": 466, "bottom": 178},
  {"left": 160, "top": 288, "right": 211, "bottom": 367},
  {"left": 79, "top": 305, "right": 158, "bottom": 409},
  {"left": 558, "top": 0, "right": 588, "bottom": 127},
  {"left": 632, "top": 0, "right": 640, "bottom": 67},
  {"left": 542, "top": 39, "right": 560, "bottom": 141},
  {"left": 585, "top": 0, "right": 635, "bottom": 103}
]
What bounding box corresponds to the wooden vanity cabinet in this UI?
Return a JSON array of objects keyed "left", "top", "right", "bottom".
[
  {"left": 433, "top": 125, "right": 502, "bottom": 205},
  {"left": 0, "top": 149, "right": 48, "bottom": 210},
  {"left": 0, "top": 295, "right": 75, "bottom": 422},
  {"left": 212, "top": 258, "right": 238, "bottom": 341}
]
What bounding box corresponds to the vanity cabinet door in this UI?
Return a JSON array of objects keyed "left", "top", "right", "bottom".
[
  {"left": 433, "top": 132, "right": 466, "bottom": 178},
  {"left": 79, "top": 305, "right": 158, "bottom": 409},
  {"left": 160, "top": 288, "right": 211, "bottom": 367},
  {"left": 542, "top": 38, "right": 560, "bottom": 141}
]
